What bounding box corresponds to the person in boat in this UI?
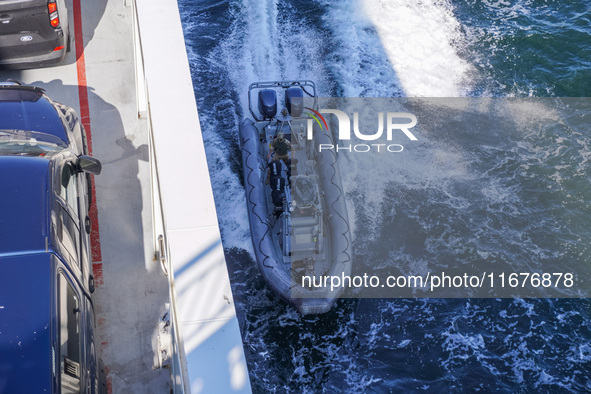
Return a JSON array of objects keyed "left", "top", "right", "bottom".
[
  {"left": 270, "top": 175, "right": 287, "bottom": 217},
  {"left": 265, "top": 159, "right": 288, "bottom": 185},
  {"left": 270, "top": 131, "right": 292, "bottom": 164}
]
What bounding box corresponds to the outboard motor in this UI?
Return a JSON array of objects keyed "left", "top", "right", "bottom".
[
  {"left": 258, "top": 89, "right": 277, "bottom": 119},
  {"left": 285, "top": 87, "right": 303, "bottom": 117}
]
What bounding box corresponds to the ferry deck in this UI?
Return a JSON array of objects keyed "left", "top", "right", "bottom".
[{"left": 0, "top": 0, "right": 251, "bottom": 392}]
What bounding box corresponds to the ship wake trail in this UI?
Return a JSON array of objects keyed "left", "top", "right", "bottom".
[
  {"left": 223, "top": 0, "right": 329, "bottom": 102},
  {"left": 321, "top": 0, "right": 473, "bottom": 97},
  {"left": 179, "top": 0, "right": 328, "bottom": 252}
]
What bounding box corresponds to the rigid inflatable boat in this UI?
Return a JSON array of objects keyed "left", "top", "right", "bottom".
[{"left": 238, "top": 80, "right": 352, "bottom": 314}]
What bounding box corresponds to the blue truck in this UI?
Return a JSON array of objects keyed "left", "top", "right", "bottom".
[{"left": 0, "top": 82, "right": 104, "bottom": 393}]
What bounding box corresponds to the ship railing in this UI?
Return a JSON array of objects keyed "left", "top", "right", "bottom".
[{"left": 131, "top": 0, "right": 189, "bottom": 392}]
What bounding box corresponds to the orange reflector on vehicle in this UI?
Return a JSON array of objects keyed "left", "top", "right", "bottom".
[{"left": 53, "top": 45, "right": 65, "bottom": 52}]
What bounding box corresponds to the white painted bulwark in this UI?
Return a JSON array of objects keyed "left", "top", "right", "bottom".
[{"left": 134, "top": 0, "right": 251, "bottom": 392}]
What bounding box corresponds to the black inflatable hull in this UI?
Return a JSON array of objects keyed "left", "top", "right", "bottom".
[{"left": 239, "top": 117, "right": 351, "bottom": 315}]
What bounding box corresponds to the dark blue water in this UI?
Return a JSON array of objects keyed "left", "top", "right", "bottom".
[{"left": 178, "top": 0, "right": 591, "bottom": 391}]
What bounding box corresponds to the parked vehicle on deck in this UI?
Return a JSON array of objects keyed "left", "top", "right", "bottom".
[
  {"left": 0, "top": 0, "right": 70, "bottom": 68},
  {"left": 0, "top": 82, "right": 105, "bottom": 393}
]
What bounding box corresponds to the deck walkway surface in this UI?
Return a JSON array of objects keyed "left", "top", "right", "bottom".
[{"left": 0, "top": 0, "right": 249, "bottom": 392}]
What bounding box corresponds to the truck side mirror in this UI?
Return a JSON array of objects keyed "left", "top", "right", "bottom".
[{"left": 77, "top": 155, "right": 102, "bottom": 175}]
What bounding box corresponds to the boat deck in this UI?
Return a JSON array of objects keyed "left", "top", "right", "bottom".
[{"left": 0, "top": 0, "right": 249, "bottom": 392}]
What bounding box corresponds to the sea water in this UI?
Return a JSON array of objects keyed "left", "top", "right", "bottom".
[{"left": 178, "top": 0, "right": 591, "bottom": 391}]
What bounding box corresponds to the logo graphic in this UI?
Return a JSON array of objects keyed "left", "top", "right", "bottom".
[
  {"left": 304, "top": 107, "right": 328, "bottom": 131},
  {"left": 305, "top": 107, "right": 418, "bottom": 153},
  {"left": 20, "top": 36, "right": 33, "bottom": 42}
]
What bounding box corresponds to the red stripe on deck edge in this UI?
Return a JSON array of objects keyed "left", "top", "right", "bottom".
[
  {"left": 92, "top": 262, "right": 104, "bottom": 287},
  {"left": 73, "top": 0, "right": 102, "bottom": 264},
  {"left": 104, "top": 365, "right": 113, "bottom": 394},
  {"left": 73, "top": 8, "right": 108, "bottom": 394}
]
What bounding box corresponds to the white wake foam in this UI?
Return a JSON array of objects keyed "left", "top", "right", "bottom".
[{"left": 323, "top": 0, "right": 473, "bottom": 96}]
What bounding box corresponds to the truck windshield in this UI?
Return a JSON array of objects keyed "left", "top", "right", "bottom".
[{"left": 0, "top": 129, "right": 66, "bottom": 156}]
